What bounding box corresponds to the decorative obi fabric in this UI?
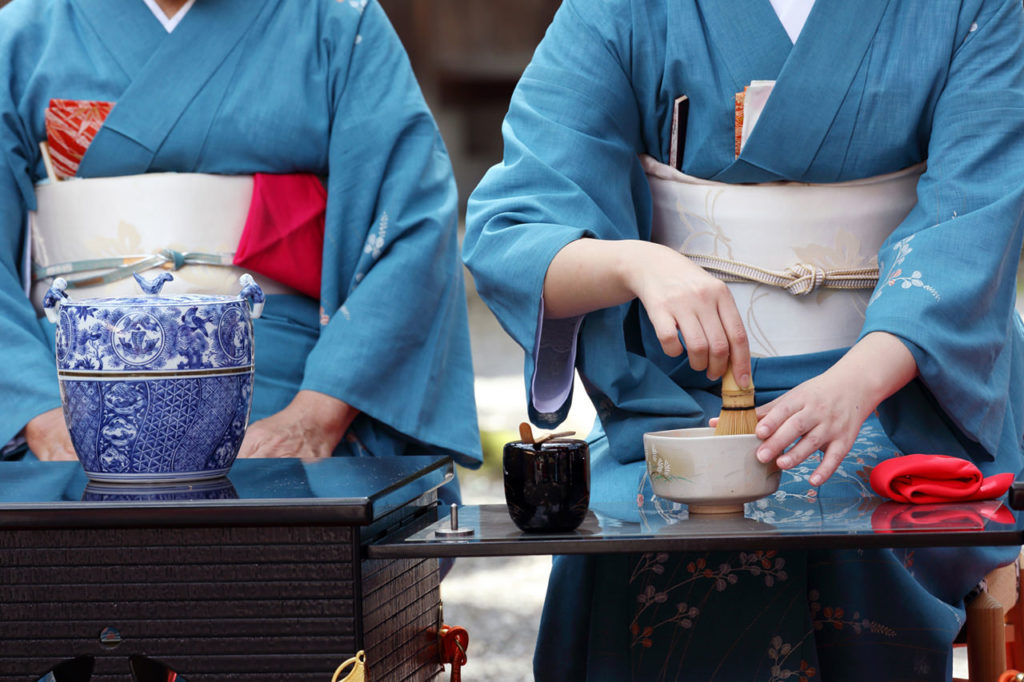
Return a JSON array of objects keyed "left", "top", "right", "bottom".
[
  {"left": 29, "top": 173, "right": 299, "bottom": 313},
  {"left": 44, "top": 99, "right": 114, "bottom": 180},
  {"left": 643, "top": 155, "right": 924, "bottom": 357}
]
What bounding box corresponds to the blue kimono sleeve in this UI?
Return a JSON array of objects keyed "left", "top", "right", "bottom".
[
  {"left": 0, "top": 14, "right": 64, "bottom": 447},
  {"left": 861, "top": 0, "right": 1024, "bottom": 475},
  {"left": 300, "top": 1, "right": 481, "bottom": 466},
  {"left": 464, "top": 0, "right": 667, "bottom": 429}
]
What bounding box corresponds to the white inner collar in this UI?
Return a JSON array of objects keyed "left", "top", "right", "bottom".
[
  {"left": 769, "top": 0, "right": 815, "bottom": 43},
  {"left": 141, "top": 0, "right": 197, "bottom": 33}
]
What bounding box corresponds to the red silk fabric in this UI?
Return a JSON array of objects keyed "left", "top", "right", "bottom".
[
  {"left": 233, "top": 173, "right": 326, "bottom": 299},
  {"left": 869, "top": 453, "right": 1014, "bottom": 504},
  {"left": 44, "top": 99, "right": 114, "bottom": 179}
]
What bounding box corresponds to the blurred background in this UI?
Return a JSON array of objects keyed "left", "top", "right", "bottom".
[
  {"left": 383, "top": 0, "right": 597, "bottom": 471},
  {"left": 382, "top": 5, "right": 590, "bottom": 679}
]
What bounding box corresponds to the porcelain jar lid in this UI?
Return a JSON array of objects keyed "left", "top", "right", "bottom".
[{"left": 44, "top": 272, "right": 265, "bottom": 374}]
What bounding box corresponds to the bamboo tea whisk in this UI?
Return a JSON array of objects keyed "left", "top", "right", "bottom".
[{"left": 714, "top": 364, "right": 758, "bottom": 436}]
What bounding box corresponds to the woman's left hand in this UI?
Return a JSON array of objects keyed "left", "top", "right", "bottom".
[
  {"left": 751, "top": 332, "right": 918, "bottom": 486},
  {"left": 753, "top": 370, "right": 873, "bottom": 486},
  {"left": 237, "top": 390, "right": 358, "bottom": 460}
]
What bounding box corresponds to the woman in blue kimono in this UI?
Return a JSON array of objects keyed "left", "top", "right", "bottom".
[
  {"left": 0, "top": 0, "right": 481, "bottom": 490},
  {"left": 465, "top": 0, "right": 1024, "bottom": 678}
]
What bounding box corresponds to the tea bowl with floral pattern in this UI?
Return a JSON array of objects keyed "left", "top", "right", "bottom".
[
  {"left": 642, "top": 427, "right": 780, "bottom": 514},
  {"left": 43, "top": 273, "right": 264, "bottom": 483}
]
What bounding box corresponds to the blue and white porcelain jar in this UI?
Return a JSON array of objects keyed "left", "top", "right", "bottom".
[{"left": 43, "top": 273, "right": 265, "bottom": 483}]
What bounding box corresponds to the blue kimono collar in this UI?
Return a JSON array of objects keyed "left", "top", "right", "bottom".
[
  {"left": 72, "top": 0, "right": 272, "bottom": 177},
  {"left": 699, "top": 0, "right": 893, "bottom": 183}
]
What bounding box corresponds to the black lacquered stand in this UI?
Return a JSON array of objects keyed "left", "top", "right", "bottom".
[
  {"left": 3, "top": 457, "right": 1022, "bottom": 681},
  {"left": 370, "top": 493, "right": 1024, "bottom": 559},
  {"left": 0, "top": 457, "right": 450, "bottom": 682}
]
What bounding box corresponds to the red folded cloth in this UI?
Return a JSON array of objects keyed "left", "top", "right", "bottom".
[
  {"left": 233, "top": 173, "right": 326, "bottom": 299},
  {"left": 44, "top": 98, "right": 114, "bottom": 179},
  {"left": 869, "top": 454, "right": 1015, "bottom": 504},
  {"left": 871, "top": 499, "right": 1016, "bottom": 534}
]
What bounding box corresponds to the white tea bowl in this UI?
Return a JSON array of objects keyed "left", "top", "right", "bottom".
[{"left": 643, "top": 427, "right": 781, "bottom": 514}]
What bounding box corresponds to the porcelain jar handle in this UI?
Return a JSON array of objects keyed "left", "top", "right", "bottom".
[
  {"left": 239, "top": 274, "right": 265, "bottom": 319},
  {"left": 42, "top": 277, "right": 70, "bottom": 324},
  {"left": 133, "top": 271, "right": 174, "bottom": 295}
]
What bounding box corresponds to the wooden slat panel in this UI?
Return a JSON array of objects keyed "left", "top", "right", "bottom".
[
  {"left": 363, "top": 572, "right": 437, "bottom": 633},
  {"left": 374, "top": 634, "right": 445, "bottom": 682},
  {"left": 0, "top": 635, "right": 356, "bottom": 658},
  {"left": 2, "top": 654, "right": 350, "bottom": 676},
  {"left": 141, "top": 653, "right": 351, "bottom": 677},
  {"left": 0, "top": 526, "right": 353, "bottom": 548},
  {"left": 0, "top": 524, "right": 445, "bottom": 680},
  {"left": 0, "top": 617, "right": 352, "bottom": 640},
  {"left": 0, "top": 524, "right": 362, "bottom": 680},
  {"left": 90, "top": 675, "right": 349, "bottom": 682},
  {"left": 0, "top": 543, "right": 352, "bottom": 567},
  {"left": 0, "top": 561, "right": 353, "bottom": 584},
  {"left": 365, "top": 589, "right": 439, "bottom": 653},
  {"left": 369, "top": 599, "right": 442, "bottom": 674},
  {"left": 363, "top": 557, "right": 436, "bottom": 596},
  {"left": 362, "top": 557, "right": 442, "bottom": 681},
  {"left": 0, "top": 597, "right": 355, "bottom": 621},
  {"left": 0, "top": 579, "right": 351, "bottom": 603}
]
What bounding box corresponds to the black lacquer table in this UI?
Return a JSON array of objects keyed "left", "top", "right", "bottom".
[
  {"left": 371, "top": 487, "right": 1024, "bottom": 559},
  {"left": 2, "top": 457, "right": 1022, "bottom": 682},
  {"left": 0, "top": 457, "right": 451, "bottom": 682}
]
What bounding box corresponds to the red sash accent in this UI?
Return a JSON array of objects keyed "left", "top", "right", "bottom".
[{"left": 233, "top": 173, "right": 326, "bottom": 299}]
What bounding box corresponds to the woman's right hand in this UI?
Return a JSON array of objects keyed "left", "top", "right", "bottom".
[
  {"left": 236, "top": 390, "right": 358, "bottom": 460},
  {"left": 544, "top": 239, "right": 751, "bottom": 385},
  {"left": 25, "top": 408, "right": 77, "bottom": 461},
  {"left": 624, "top": 241, "right": 750, "bottom": 384}
]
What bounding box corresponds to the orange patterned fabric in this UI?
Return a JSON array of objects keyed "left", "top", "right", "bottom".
[
  {"left": 44, "top": 99, "right": 114, "bottom": 179},
  {"left": 734, "top": 89, "right": 746, "bottom": 158}
]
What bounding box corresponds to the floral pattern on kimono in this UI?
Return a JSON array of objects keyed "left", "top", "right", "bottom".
[
  {"left": 626, "top": 417, "right": 902, "bottom": 681},
  {"left": 871, "top": 235, "right": 941, "bottom": 304}
]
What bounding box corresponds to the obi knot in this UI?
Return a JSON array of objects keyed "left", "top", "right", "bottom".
[
  {"left": 160, "top": 249, "right": 187, "bottom": 271},
  {"left": 782, "top": 263, "right": 827, "bottom": 295}
]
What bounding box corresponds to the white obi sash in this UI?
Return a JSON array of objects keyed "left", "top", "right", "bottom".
[
  {"left": 643, "top": 155, "right": 923, "bottom": 357},
  {"left": 29, "top": 173, "right": 298, "bottom": 312}
]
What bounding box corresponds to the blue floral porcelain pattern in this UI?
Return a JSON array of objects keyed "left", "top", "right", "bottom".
[
  {"left": 82, "top": 477, "right": 239, "bottom": 502},
  {"left": 49, "top": 280, "right": 260, "bottom": 483},
  {"left": 56, "top": 296, "right": 254, "bottom": 372}
]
